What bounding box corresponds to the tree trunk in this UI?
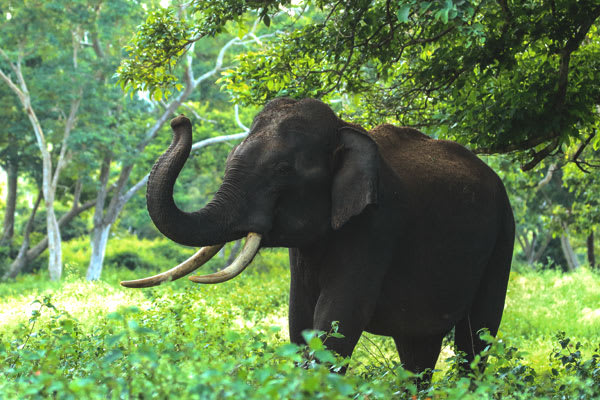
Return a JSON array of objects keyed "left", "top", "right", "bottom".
[
  {"left": 531, "top": 233, "right": 552, "bottom": 266},
  {"left": 86, "top": 156, "right": 112, "bottom": 281},
  {"left": 23, "top": 198, "right": 94, "bottom": 262},
  {"left": 587, "top": 231, "right": 596, "bottom": 269},
  {"left": 560, "top": 223, "right": 580, "bottom": 271},
  {"left": 3, "top": 192, "right": 42, "bottom": 280},
  {"left": 516, "top": 232, "right": 532, "bottom": 263},
  {"left": 1, "top": 48, "right": 81, "bottom": 281},
  {"left": 80, "top": 36, "right": 254, "bottom": 281},
  {"left": 0, "top": 162, "right": 17, "bottom": 246},
  {"left": 4, "top": 188, "right": 95, "bottom": 279},
  {"left": 86, "top": 223, "right": 111, "bottom": 281},
  {"left": 44, "top": 194, "right": 62, "bottom": 280}
]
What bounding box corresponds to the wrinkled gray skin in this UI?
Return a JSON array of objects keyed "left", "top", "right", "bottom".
[{"left": 147, "top": 98, "right": 515, "bottom": 379}]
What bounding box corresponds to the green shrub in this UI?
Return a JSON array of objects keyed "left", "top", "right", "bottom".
[
  {"left": 104, "top": 251, "right": 153, "bottom": 270},
  {"left": 0, "top": 259, "right": 598, "bottom": 398}
]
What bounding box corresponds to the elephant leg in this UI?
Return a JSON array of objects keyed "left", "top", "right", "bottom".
[
  {"left": 454, "top": 296, "right": 505, "bottom": 374},
  {"left": 288, "top": 248, "right": 320, "bottom": 345},
  {"left": 312, "top": 292, "right": 374, "bottom": 361},
  {"left": 455, "top": 226, "right": 513, "bottom": 374},
  {"left": 393, "top": 333, "right": 444, "bottom": 388},
  {"left": 300, "top": 221, "right": 392, "bottom": 368}
]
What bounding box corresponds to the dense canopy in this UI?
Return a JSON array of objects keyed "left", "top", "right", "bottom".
[{"left": 119, "top": 0, "right": 600, "bottom": 169}]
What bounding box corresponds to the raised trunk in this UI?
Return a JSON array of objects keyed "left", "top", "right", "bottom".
[
  {"left": 86, "top": 223, "right": 111, "bottom": 281},
  {"left": 0, "top": 162, "right": 18, "bottom": 246},
  {"left": 146, "top": 116, "right": 244, "bottom": 247}
]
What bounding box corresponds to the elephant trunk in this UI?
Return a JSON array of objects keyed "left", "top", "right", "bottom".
[
  {"left": 146, "top": 115, "right": 243, "bottom": 247},
  {"left": 122, "top": 115, "right": 262, "bottom": 289}
]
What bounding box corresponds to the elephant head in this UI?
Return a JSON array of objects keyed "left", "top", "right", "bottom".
[{"left": 121, "top": 98, "right": 378, "bottom": 288}]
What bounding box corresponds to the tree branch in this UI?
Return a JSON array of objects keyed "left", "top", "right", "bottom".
[
  {"left": 571, "top": 131, "right": 596, "bottom": 173},
  {"left": 52, "top": 89, "right": 82, "bottom": 190},
  {"left": 521, "top": 139, "right": 560, "bottom": 171},
  {"left": 0, "top": 47, "right": 25, "bottom": 101},
  {"left": 536, "top": 163, "right": 558, "bottom": 189}
]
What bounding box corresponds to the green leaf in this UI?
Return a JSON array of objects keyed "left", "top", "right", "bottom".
[
  {"left": 308, "top": 336, "right": 324, "bottom": 351},
  {"left": 314, "top": 349, "right": 336, "bottom": 364},
  {"left": 102, "top": 349, "right": 123, "bottom": 364},
  {"left": 153, "top": 87, "right": 163, "bottom": 101},
  {"left": 275, "top": 343, "right": 301, "bottom": 358},
  {"left": 106, "top": 333, "right": 125, "bottom": 347},
  {"left": 397, "top": 5, "right": 411, "bottom": 23}
]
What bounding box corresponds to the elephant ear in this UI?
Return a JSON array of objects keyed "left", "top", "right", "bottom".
[{"left": 331, "top": 127, "right": 379, "bottom": 230}]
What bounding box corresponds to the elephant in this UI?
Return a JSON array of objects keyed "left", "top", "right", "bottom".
[{"left": 122, "top": 98, "right": 515, "bottom": 380}]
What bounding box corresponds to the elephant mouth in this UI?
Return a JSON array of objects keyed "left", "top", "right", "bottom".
[{"left": 120, "top": 233, "right": 262, "bottom": 288}]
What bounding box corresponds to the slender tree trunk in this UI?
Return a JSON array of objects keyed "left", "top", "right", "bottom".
[
  {"left": 86, "top": 223, "right": 111, "bottom": 281},
  {"left": 3, "top": 192, "right": 42, "bottom": 279},
  {"left": 587, "top": 231, "right": 596, "bottom": 269},
  {"left": 86, "top": 156, "right": 111, "bottom": 281},
  {"left": 44, "top": 188, "right": 62, "bottom": 280},
  {"left": 24, "top": 198, "right": 94, "bottom": 262},
  {"left": 0, "top": 162, "right": 17, "bottom": 246},
  {"left": 82, "top": 33, "right": 260, "bottom": 280},
  {"left": 518, "top": 232, "right": 534, "bottom": 266},
  {"left": 1, "top": 43, "right": 81, "bottom": 281},
  {"left": 4, "top": 185, "right": 94, "bottom": 279},
  {"left": 560, "top": 223, "right": 580, "bottom": 271},
  {"left": 531, "top": 233, "right": 552, "bottom": 266}
]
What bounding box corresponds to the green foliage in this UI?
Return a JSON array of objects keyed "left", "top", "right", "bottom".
[
  {"left": 0, "top": 246, "right": 598, "bottom": 398},
  {"left": 118, "top": 7, "right": 192, "bottom": 95},
  {"left": 104, "top": 252, "right": 153, "bottom": 271},
  {"left": 119, "top": 0, "right": 600, "bottom": 166}
]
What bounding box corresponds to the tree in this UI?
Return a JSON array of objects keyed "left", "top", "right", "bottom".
[
  {"left": 562, "top": 140, "right": 600, "bottom": 269},
  {"left": 0, "top": 79, "right": 45, "bottom": 250},
  {"left": 0, "top": 0, "right": 87, "bottom": 280},
  {"left": 119, "top": 0, "right": 600, "bottom": 170},
  {"left": 84, "top": 6, "right": 265, "bottom": 280}
]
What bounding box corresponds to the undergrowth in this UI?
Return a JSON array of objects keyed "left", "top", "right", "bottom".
[{"left": 0, "top": 242, "right": 599, "bottom": 399}]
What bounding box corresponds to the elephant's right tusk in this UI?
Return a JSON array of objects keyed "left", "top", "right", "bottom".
[
  {"left": 189, "top": 233, "right": 261, "bottom": 284},
  {"left": 120, "top": 244, "right": 224, "bottom": 288}
]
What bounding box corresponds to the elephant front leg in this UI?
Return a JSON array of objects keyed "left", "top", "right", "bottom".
[
  {"left": 312, "top": 292, "right": 374, "bottom": 361},
  {"left": 290, "top": 234, "right": 390, "bottom": 368},
  {"left": 288, "top": 248, "right": 320, "bottom": 345},
  {"left": 288, "top": 288, "right": 316, "bottom": 345},
  {"left": 311, "top": 232, "right": 389, "bottom": 364}
]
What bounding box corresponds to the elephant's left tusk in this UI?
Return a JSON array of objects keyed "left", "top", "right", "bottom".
[
  {"left": 120, "top": 244, "right": 224, "bottom": 288},
  {"left": 189, "top": 233, "right": 262, "bottom": 284}
]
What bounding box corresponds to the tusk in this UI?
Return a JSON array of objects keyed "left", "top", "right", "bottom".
[
  {"left": 120, "top": 244, "right": 224, "bottom": 288},
  {"left": 189, "top": 233, "right": 261, "bottom": 284}
]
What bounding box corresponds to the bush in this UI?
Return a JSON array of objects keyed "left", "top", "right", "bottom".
[
  {"left": 1, "top": 253, "right": 598, "bottom": 398},
  {"left": 1, "top": 290, "right": 599, "bottom": 399},
  {"left": 104, "top": 251, "right": 153, "bottom": 270}
]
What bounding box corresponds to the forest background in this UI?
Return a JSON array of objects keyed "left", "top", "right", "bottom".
[{"left": 0, "top": 0, "right": 599, "bottom": 398}]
